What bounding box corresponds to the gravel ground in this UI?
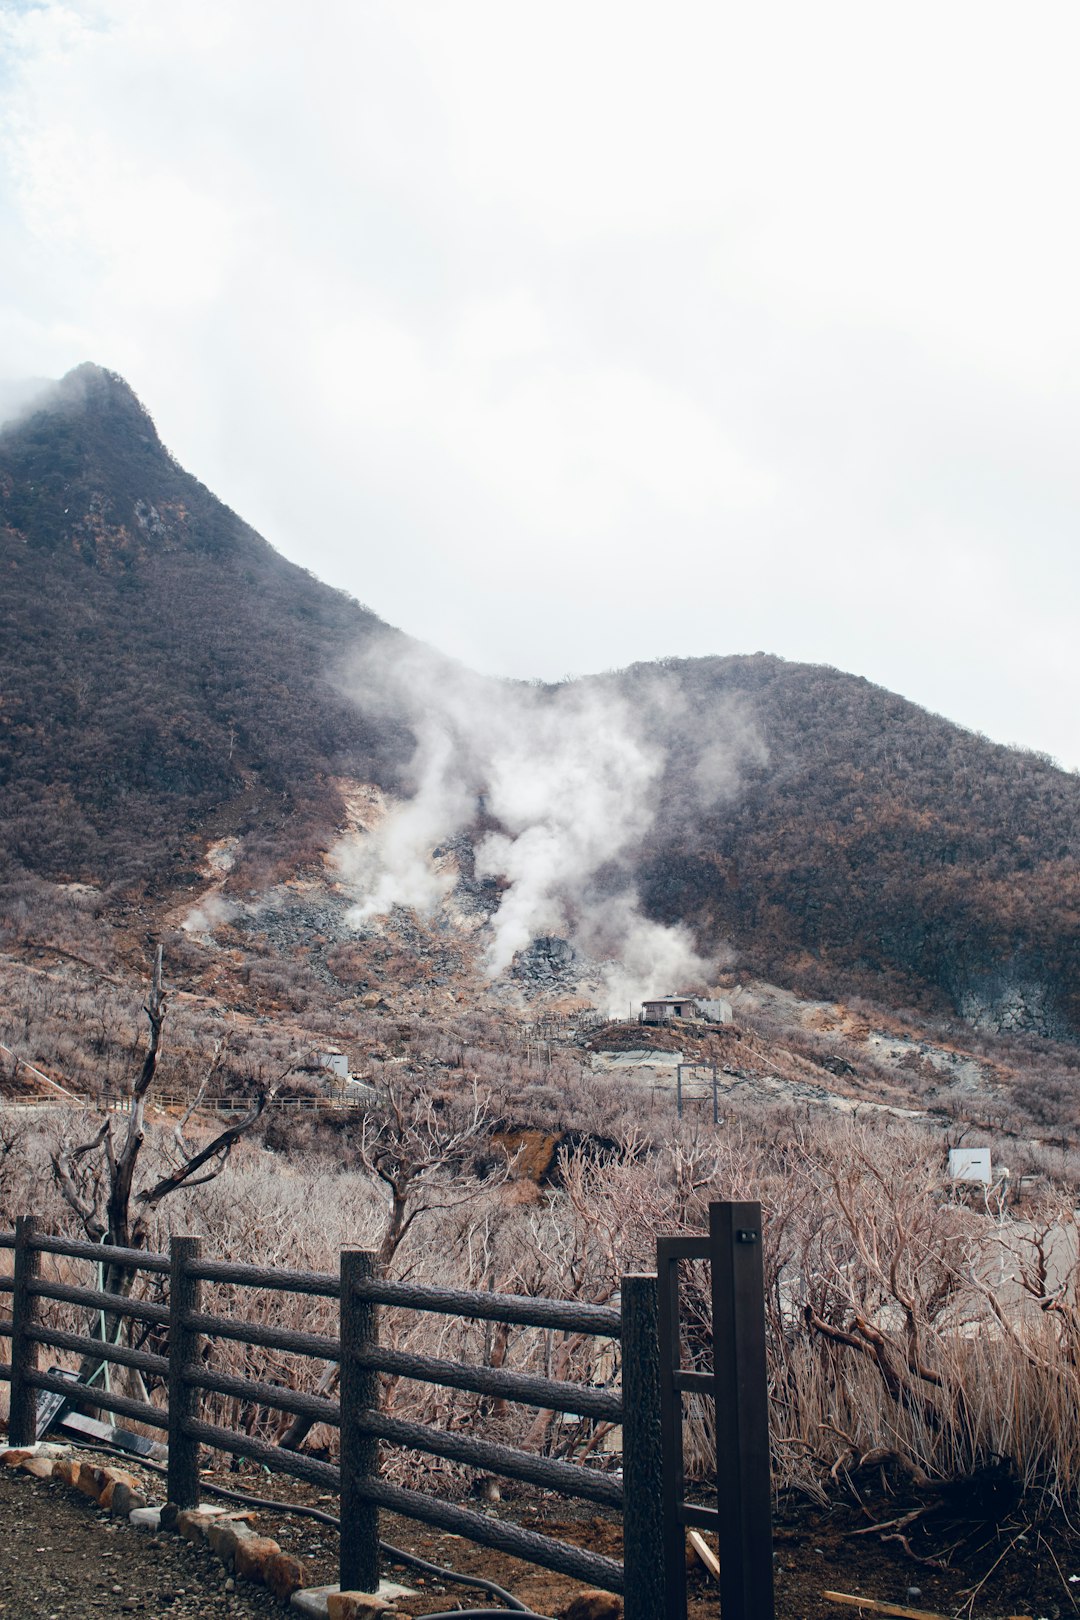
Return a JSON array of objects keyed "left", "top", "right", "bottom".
[
  {"left": 6, "top": 1445, "right": 1078, "bottom": 1619},
  {"left": 0, "top": 1467, "right": 283, "bottom": 1619}
]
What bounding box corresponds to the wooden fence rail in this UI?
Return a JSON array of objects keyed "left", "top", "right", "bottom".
[{"left": 0, "top": 1220, "right": 664, "bottom": 1614}]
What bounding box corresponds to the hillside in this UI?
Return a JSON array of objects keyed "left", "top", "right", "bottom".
[
  {"left": 3, "top": 364, "right": 1080, "bottom": 1041},
  {"left": 629, "top": 655, "right": 1080, "bottom": 1035},
  {"left": 0, "top": 364, "right": 408, "bottom": 893}
]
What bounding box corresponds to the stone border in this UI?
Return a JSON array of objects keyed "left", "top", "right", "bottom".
[{"left": 1, "top": 1443, "right": 415, "bottom": 1619}]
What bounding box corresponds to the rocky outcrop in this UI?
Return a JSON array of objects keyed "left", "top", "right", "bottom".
[{"left": 956, "top": 971, "right": 1071, "bottom": 1040}]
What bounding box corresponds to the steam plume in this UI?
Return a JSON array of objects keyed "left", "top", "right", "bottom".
[{"left": 334, "top": 644, "right": 762, "bottom": 1008}]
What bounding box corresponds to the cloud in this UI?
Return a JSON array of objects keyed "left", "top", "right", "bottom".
[{"left": 3, "top": 2, "right": 1080, "bottom": 768}]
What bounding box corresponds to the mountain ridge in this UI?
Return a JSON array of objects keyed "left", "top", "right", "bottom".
[{"left": 3, "top": 364, "right": 1079, "bottom": 1039}]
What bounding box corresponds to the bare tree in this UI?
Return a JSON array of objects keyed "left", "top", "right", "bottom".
[
  {"left": 359, "top": 1080, "right": 509, "bottom": 1268},
  {"left": 48, "top": 948, "right": 282, "bottom": 1383},
  {"left": 279, "top": 1078, "right": 510, "bottom": 1451}
]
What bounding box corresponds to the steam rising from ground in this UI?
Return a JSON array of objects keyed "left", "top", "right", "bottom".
[
  {"left": 181, "top": 893, "right": 239, "bottom": 934},
  {"left": 335, "top": 646, "right": 763, "bottom": 1008}
]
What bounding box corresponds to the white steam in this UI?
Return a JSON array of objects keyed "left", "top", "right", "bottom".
[
  {"left": 334, "top": 645, "right": 760, "bottom": 1008},
  {"left": 181, "top": 893, "right": 239, "bottom": 933}
]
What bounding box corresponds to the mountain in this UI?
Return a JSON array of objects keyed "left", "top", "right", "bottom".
[
  {"left": 630, "top": 656, "right": 1080, "bottom": 1036},
  {"left": 0, "top": 365, "right": 408, "bottom": 893},
  {"left": 3, "top": 364, "right": 1080, "bottom": 1039}
]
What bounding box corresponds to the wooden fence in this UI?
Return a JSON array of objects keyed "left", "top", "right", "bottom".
[
  {"left": 0, "top": 1220, "right": 663, "bottom": 1615},
  {"left": 0, "top": 1093, "right": 369, "bottom": 1114}
]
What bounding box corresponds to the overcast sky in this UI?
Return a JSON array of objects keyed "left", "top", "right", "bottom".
[{"left": 2, "top": 1, "right": 1079, "bottom": 768}]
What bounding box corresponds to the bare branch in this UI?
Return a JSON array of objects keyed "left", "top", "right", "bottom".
[
  {"left": 137, "top": 1063, "right": 291, "bottom": 1211},
  {"left": 173, "top": 1037, "right": 230, "bottom": 1163}
]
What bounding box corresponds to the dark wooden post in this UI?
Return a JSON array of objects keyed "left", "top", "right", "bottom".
[
  {"left": 168, "top": 1235, "right": 202, "bottom": 1509},
  {"left": 9, "top": 1215, "right": 40, "bottom": 1445},
  {"left": 710, "top": 1200, "right": 775, "bottom": 1620},
  {"left": 340, "top": 1248, "right": 381, "bottom": 1593},
  {"left": 620, "top": 1273, "right": 665, "bottom": 1620},
  {"left": 656, "top": 1243, "right": 689, "bottom": 1620}
]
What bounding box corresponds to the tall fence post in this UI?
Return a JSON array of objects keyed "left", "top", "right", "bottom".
[
  {"left": 9, "top": 1215, "right": 40, "bottom": 1445},
  {"left": 656, "top": 1240, "right": 691, "bottom": 1620},
  {"left": 620, "top": 1273, "right": 665, "bottom": 1620},
  {"left": 340, "top": 1248, "right": 381, "bottom": 1593},
  {"left": 710, "top": 1199, "right": 775, "bottom": 1620},
  {"left": 168, "top": 1235, "right": 202, "bottom": 1509}
]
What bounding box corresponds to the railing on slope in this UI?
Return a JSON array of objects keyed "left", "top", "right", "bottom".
[
  {"left": 0, "top": 1093, "right": 369, "bottom": 1113},
  {"left": 0, "top": 1221, "right": 663, "bottom": 1616}
]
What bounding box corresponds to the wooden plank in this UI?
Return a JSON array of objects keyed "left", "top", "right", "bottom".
[
  {"left": 822, "top": 1593, "right": 949, "bottom": 1619},
  {"left": 688, "top": 1530, "right": 720, "bottom": 1580}
]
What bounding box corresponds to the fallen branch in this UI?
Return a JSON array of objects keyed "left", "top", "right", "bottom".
[{"left": 849, "top": 1506, "right": 927, "bottom": 1538}]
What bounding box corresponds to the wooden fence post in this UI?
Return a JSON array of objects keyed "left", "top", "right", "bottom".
[
  {"left": 168, "top": 1235, "right": 202, "bottom": 1509},
  {"left": 340, "top": 1248, "right": 381, "bottom": 1593},
  {"left": 656, "top": 1241, "right": 690, "bottom": 1620},
  {"left": 9, "top": 1215, "right": 40, "bottom": 1445},
  {"left": 710, "top": 1200, "right": 775, "bottom": 1620},
  {"left": 620, "top": 1273, "right": 665, "bottom": 1620}
]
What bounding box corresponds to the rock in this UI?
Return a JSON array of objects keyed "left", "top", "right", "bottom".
[
  {"left": 76, "top": 1463, "right": 107, "bottom": 1500},
  {"left": 207, "top": 1518, "right": 256, "bottom": 1572},
  {"left": 108, "top": 1482, "right": 147, "bottom": 1518},
  {"left": 98, "top": 1468, "right": 140, "bottom": 1509},
  {"left": 19, "top": 1455, "right": 55, "bottom": 1478},
  {"left": 128, "top": 1506, "right": 162, "bottom": 1530},
  {"left": 291, "top": 1588, "right": 334, "bottom": 1617},
  {"left": 233, "top": 1533, "right": 284, "bottom": 1583},
  {"left": 177, "top": 1507, "right": 221, "bottom": 1543},
  {"left": 266, "top": 1551, "right": 309, "bottom": 1600},
  {"left": 1, "top": 1448, "right": 37, "bottom": 1468},
  {"left": 562, "top": 1593, "right": 623, "bottom": 1620},
  {"left": 54, "top": 1457, "right": 82, "bottom": 1488},
  {"left": 327, "top": 1595, "right": 396, "bottom": 1618},
  {"left": 159, "top": 1501, "right": 181, "bottom": 1531},
  {"left": 291, "top": 1584, "right": 415, "bottom": 1618}
]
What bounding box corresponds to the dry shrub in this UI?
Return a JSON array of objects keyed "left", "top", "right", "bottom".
[{"left": 6, "top": 1094, "right": 1080, "bottom": 1514}]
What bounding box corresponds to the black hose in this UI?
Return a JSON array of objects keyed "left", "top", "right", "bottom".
[{"left": 63, "top": 1436, "right": 536, "bottom": 1610}]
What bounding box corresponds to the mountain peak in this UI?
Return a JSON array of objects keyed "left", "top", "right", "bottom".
[{"left": 48, "top": 362, "right": 164, "bottom": 446}]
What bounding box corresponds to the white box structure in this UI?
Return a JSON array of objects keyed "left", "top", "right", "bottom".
[{"left": 948, "top": 1146, "right": 992, "bottom": 1184}]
